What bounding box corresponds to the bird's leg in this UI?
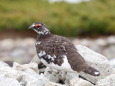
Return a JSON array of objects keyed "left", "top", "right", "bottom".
[
  {"left": 38, "top": 62, "right": 46, "bottom": 69},
  {"left": 38, "top": 62, "right": 46, "bottom": 73}
]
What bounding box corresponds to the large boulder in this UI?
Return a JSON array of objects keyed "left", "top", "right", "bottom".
[
  {"left": 96, "top": 74, "right": 115, "bottom": 86},
  {"left": 76, "top": 45, "right": 115, "bottom": 84}
]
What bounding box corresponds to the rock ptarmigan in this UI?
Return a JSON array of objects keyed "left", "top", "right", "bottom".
[{"left": 28, "top": 22, "right": 100, "bottom": 76}]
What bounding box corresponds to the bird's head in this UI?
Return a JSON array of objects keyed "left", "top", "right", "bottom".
[{"left": 28, "top": 22, "right": 50, "bottom": 35}]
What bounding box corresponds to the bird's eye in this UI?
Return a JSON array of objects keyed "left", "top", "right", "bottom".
[{"left": 34, "top": 25, "right": 42, "bottom": 28}]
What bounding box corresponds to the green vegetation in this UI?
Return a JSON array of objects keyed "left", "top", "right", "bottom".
[{"left": 0, "top": 0, "right": 115, "bottom": 36}]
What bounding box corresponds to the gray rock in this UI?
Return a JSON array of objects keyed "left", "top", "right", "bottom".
[
  {"left": 0, "top": 61, "right": 9, "bottom": 67},
  {"left": 103, "top": 45, "right": 115, "bottom": 59},
  {"left": 0, "top": 66, "right": 21, "bottom": 80},
  {"left": 25, "top": 74, "right": 49, "bottom": 86},
  {"left": 0, "top": 77, "right": 21, "bottom": 86},
  {"left": 106, "top": 36, "right": 115, "bottom": 45},
  {"left": 96, "top": 74, "right": 115, "bottom": 86},
  {"left": 0, "top": 39, "right": 15, "bottom": 50},
  {"left": 45, "top": 82, "right": 66, "bottom": 86},
  {"left": 95, "top": 38, "right": 107, "bottom": 47},
  {"left": 70, "top": 77, "right": 94, "bottom": 86},
  {"left": 76, "top": 45, "right": 115, "bottom": 84},
  {"left": 65, "top": 72, "right": 79, "bottom": 86},
  {"left": 109, "top": 58, "right": 115, "bottom": 68},
  {"left": 13, "top": 62, "right": 39, "bottom": 76},
  {"left": 44, "top": 67, "right": 61, "bottom": 83}
]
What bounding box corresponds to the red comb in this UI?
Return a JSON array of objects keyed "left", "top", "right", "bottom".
[{"left": 35, "top": 24, "right": 42, "bottom": 27}]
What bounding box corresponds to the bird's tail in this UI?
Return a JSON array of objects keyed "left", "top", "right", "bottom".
[{"left": 83, "top": 66, "right": 100, "bottom": 76}]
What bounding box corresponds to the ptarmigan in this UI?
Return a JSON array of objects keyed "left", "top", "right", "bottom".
[{"left": 28, "top": 22, "right": 100, "bottom": 76}]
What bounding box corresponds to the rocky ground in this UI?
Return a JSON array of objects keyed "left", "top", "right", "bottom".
[
  {"left": 0, "top": 36, "right": 115, "bottom": 67},
  {"left": 0, "top": 45, "right": 115, "bottom": 86}
]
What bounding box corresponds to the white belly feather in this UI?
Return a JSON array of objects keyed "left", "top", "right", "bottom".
[{"left": 40, "top": 55, "right": 73, "bottom": 72}]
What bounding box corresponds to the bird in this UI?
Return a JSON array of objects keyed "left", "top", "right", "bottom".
[{"left": 28, "top": 22, "right": 100, "bottom": 76}]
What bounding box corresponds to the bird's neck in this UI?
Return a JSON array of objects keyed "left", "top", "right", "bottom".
[
  {"left": 38, "top": 32, "right": 51, "bottom": 39},
  {"left": 37, "top": 28, "right": 51, "bottom": 39},
  {"left": 34, "top": 26, "right": 51, "bottom": 39}
]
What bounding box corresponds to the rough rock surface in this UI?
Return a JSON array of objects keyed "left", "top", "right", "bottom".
[
  {"left": 76, "top": 45, "right": 115, "bottom": 84},
  {"left": 0, "top": 45, "right": 115, "bottom": 86},
  {"left": 96, "top": 74, "right": 115, "bottom": 86},
  {"left": 0, "top": 77, "right": 21, "bottom": 86},
  {"left": 70, "top": 77, "right": 93, "bottom": 86}
]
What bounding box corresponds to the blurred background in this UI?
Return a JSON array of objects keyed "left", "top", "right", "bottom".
[{"left": 0, "top": 0, "right": 115, "bottom": 67}]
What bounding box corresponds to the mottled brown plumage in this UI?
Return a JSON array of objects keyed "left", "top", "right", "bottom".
[{"left": 28, "top": 22, "right": 100, "bottom": 76}]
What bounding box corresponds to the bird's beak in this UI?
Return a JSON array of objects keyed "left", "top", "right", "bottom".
[
  {"left": 28, "top": 25, "right": 33, "bottom": 29},
  {"left": 28, "top": 24, "right": 35, "bottom": 29}
]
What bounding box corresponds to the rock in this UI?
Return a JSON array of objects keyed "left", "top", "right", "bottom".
[
  {"left": 65, "top": 72, "right": 79, "bottom": 86},
  {"left": 103, "top": 45, "right": 115, "bottom": 59},
  {"left": 0, "top": 77, "right": 21, "bottom": 86},
  {"left": 96, "top": 74, "right": 115, "bottom": 86},
  {"left": 76, "top": 45, "right": 115, "bottom": 84},
  {"left": 72, "top": 39, "right": 81, "bottom": 45},
  {"left": 106, "top": 36, "right": 115, "bottom": 45},
  {"left": 95, "top": 38, "right": 107, "bottom": 47},
  {"left": 0, "top": 38, "right": 36, "bottom": 64},
  {"left": 80, "top": 39, "right": 92, "bottom": 46},
  {"left": 15, "top": 38, "right": 35, "bottom": 47},
  {"left": 45, "top": 82, "right": 66, "bottom": 86},
  {"left": 11, "top": 49, "right": 26, "bottom": 57},
  {"left": 13, "top": 62, "right": 39, "bottom": 75},
  {"left": 0, "top": 61, "right": 9, "bottom": 67},
  {"left": 25, "top": 73, "right": 49, "bottom": 86},
  {"left": 0, "top": 39, "right": 15, "bottom": 50},
  {"left": 109, "top": 58, "right": 115, "bottom": 68},
  {"left": 44, "top": 67, "right": 60, "bottom": 83},
  {"left": 12, "top": 62, "right": 49, "bottom": 86},
  {"left": 70, "top": 77, "right": 94, "bottom": 86},
  {"left": 0, "top": 66, "right": 21, "bottom": 80}
]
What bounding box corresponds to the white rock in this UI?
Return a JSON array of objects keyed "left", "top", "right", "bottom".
[
  {"left": 95, "top": 38, "right": 107, "bottom": 47},
  {"left": 109, "top": 58, "right": 115, "bottom": 68},
  {"left": 23, "top": 38, "right": 35, "bottom": 46},
  {"left": 44, "top": 67, "right": 60, "bottom": 83},
  {"left": 103, "top": 45, "right": 115, "bottom": 59},
  {"left": 75, "top": 45, "right": 115, "bottom": 84},
  {"left": 72, "top": 39, "right": 81, "bottom": 45},
  {"left": 0, "top": 77, "right": 21, "bottom": 86},
  {"left": 0, "top": 66, "right": 21, "bottom": 80},
  {"left": 81, "top": 39, "right": 92, "bottom": 46},
  {"left": 0, "top": 39, "right": 15, "bottom": 50},
  {"left": 15, "top": 38, "right": 35, "bottom": 47},
  {"left": 12, "top": 62, "right": 49, "bottom": 86},
  {"left": 13, "top": 62, "right": 39, "bottom": 74},
  {"left": 25, "top": 73, "right": 49, "bottom": 86},
  {"left": 107, "top": 36, "right": 115, "bottom": 45},
  {"left": 70, "top": 77, "right": 94, "bottom": 86},
  {"left": 96, "top": 74, "right": 115, "bottom": 86},
  {"left": 0, "top": 61, "right": 9, "bottom": 67},
  {"left": 65, "top": 72, "right": 79, "bottom": 86},
  {"left": 45, "top": 82, "right": 66, "bottom": 86}
]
